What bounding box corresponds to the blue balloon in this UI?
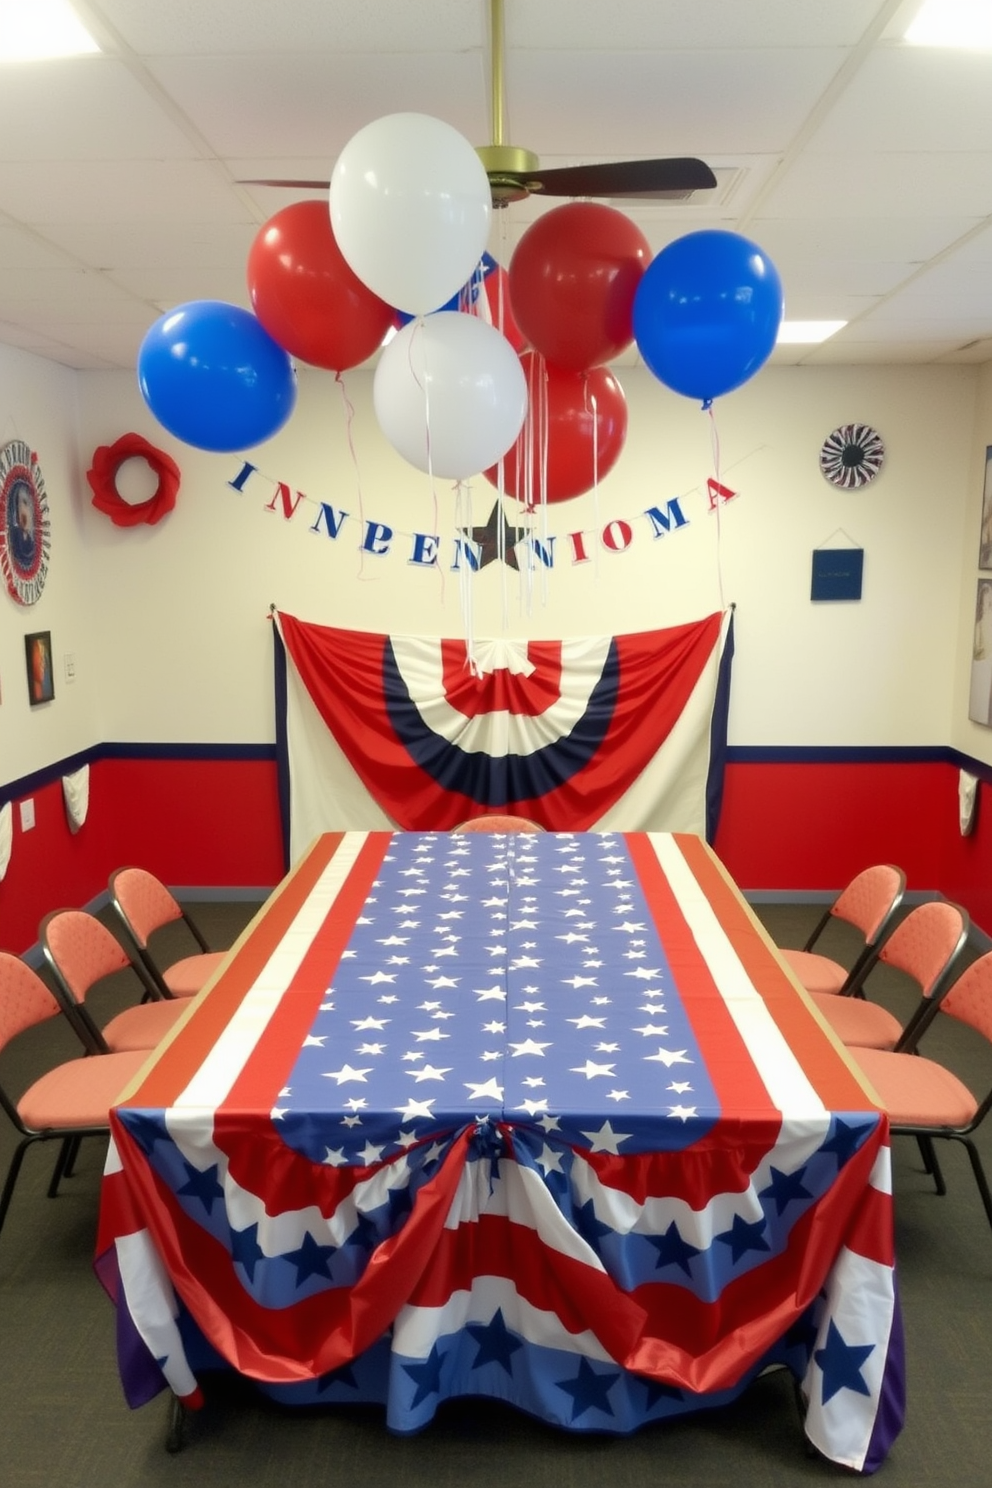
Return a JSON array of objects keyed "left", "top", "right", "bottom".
[
  {"left": 138, "top": 300, "right": 297, "bottom": 452},
  {"left": 633, "top": 231, "right": 783, "bottom": 404}
]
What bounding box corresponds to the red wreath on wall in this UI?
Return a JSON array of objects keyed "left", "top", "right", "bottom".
[{"left": 86, "top": 433, "right": 181, "bottom": 527}]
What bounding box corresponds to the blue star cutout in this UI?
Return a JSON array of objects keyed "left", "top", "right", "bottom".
[
  {"left": 342, "top": 1210, "right": 380, "bottom": 1252},
  {"left": 176, "top": 1160, "right": 224, "bottom": 1215},
  {"left": 402, "top": 1343, "right": 446, "bottom": 1407},
  {"left": 316, "top": 1362, "right": 358, "bottom": 1394},
  {"left": 641, "top": 1376, "right": 684, "bottom": 1411},
  {"left": 384, "top": 1186, "right": 413, "bottom": 1235},
  {"left": 573, "top": 1198, "right": 613, "bottom": 1250},
  {"left": 555, "top": 1357, "right": 620, "bottom": 1422},
  {"left": 647, "top": 1220, "right": 701, "bottom": 1276},
  {"left": 466, "top": 1308, "right": 523, "bottom": 1376},
  {"left": 714, "top": 1213, "right": 770, "bottom": 1265},
  {"left": 784, "top": 1306, "right": 820, "bottom": 1359},
  {"left": 820, "top": 1116, "right": 875, "bottom": 1167},
  {"left": 759, "top": 1165, "right": 813, "bottom": 1216},
  {"left": 814, "top": 1320, "right": 874, "bottom": 1405},
  {"left": 282, "top": 1231, "right": 336, "bottom": 1288},
  {"left": 230, "top": 1222, "right": 265, "bottom": 1282},
  {"left": 119, "top": 1111, "right": 171, "bottom": 1155}
]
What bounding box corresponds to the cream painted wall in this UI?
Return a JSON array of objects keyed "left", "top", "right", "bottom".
[
  {"left": 952, "top": 359, "right": 992, "bottom": 769},
  {"left": 1, "top": 345, "right": 981, "bottom": 785},
  {"left": 0, "top": 342, "right": 102, "bottom": 782}
]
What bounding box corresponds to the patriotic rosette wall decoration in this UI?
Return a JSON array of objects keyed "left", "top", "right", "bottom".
[
  {"left": 273, "top": 609, "right": 734, "bottom": 862},
  {"left": 96, "top": 830, "right": 903, "bottom": 1471}
]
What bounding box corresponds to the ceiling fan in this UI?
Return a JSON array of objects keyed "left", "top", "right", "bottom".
[{"left": 242, "top": 0, "right": 717, "bottom": 208}]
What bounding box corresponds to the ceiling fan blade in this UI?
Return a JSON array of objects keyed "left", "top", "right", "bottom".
[
  {"left": 523, "top": 157, "right": 717, "bottom": 201},
  {"left": 239, "top": 178, "right": 331, "bottom": 189}
]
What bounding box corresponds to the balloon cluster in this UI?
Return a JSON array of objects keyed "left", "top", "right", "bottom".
[
  {"left": 136, "top": 109, "right": 783, "bottom": 477},
  {"left": 486, "top": 202, "right": 648, "bottom": 504}
]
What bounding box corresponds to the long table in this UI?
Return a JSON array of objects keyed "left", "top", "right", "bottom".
[{"left": 95, "top": 831, "right": 904, "bottom": 1472}]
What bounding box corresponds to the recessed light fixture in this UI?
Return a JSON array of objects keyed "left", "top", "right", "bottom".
[
  {"left": 0, "top": 0, "right": 100, "bottom": 62},
  {"left": 904, "top": 0, "right": 992, "bottom": 49},
  {"left": 776, "top": 321, "right": 847, "bottom": 345}
]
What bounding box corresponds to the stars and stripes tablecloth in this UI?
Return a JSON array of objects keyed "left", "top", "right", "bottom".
[{"left": 95, "top": 831, "right": 904, "bottom": 1472}]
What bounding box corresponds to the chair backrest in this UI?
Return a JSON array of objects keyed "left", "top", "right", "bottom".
[
  {"left": 0, "top": 952, "right": 61, "bottom": 1054},
  {"left": 0, "top": 952, "right": 63, "bottom": 1126},
  {"left": 109, "top": 867, "right": 182, "bottom": 950},
  {"left": 452, "top": 815, "right": 545, "bottom": 834},
  {"left": 938, "top": 950, "right": 992, "bottom": 1044},
  {"left": 40, "top": 910, "right": 132, "bottom": 1005},
  {"left": 830, "top": 864, "right": 906, "bottom": 943},
  {"left": 877, "top": 899, "right": 969, "bottom": 998},
  {"left": 869, "top": 899, "right": 970, "bottom": 1052}
]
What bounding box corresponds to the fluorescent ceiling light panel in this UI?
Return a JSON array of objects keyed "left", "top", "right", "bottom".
[
  {"left": 904, "top": 0, "right": 992, "bottom": 48},
  {"left": 776, "top": 321, "right": 847, "bottom": 344},
  {"left": 0, "top": 0, "right": 100, "bottom": 61}
]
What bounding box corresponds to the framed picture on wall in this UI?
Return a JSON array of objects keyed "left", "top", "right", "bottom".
[
  {"left": 969, "top": 580, "right": 992, "bottom": 725},
  {"left": 24, "top": 630, "right": 54, "bottom": 706},
  {"left": 980, "top": 446, "right": 992, "bottom": 569}
]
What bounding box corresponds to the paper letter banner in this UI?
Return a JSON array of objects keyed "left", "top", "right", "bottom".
[{"left": 273, "top": 611, "right": 734, "bottom": 862}]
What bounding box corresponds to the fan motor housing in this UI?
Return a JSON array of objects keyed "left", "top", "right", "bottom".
[{"left": 476, "top": 143, "right": 542, "bottom": 205}]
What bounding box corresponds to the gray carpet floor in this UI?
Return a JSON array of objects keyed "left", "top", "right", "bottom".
[{"left": 2, "top": 899, "right": 991, "bottom": 1485}]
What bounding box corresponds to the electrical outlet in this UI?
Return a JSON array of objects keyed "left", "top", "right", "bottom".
[
  {"left": 64, "top": 652, "right": 76, "bottom": 683},
  {"left": 20, "top": 798, "right": 35, "bottom": 831}
]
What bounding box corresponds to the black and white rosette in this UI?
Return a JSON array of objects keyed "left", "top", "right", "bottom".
[{"left": 819, "top": 423, "right": 885, "bottom": 489}]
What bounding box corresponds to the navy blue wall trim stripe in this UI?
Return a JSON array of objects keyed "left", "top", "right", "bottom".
[
  {"left": 725, "top": 745, "right": 949, "bottom": 765},
  {"left": 5, "top": 740, "right": 991, "bottom": 810},
  {"left": 0, "top": 741, "right": 277, "bottom": 808}
]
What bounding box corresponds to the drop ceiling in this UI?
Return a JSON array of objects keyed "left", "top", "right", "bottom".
[{"left": 1, "top": 0, "right": 991, "bottom": 373}]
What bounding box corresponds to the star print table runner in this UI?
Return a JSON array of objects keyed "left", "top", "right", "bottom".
[{"left": 96, "top": 832, "right": 904, "bottom": 1472}]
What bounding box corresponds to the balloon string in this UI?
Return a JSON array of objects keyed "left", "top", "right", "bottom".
[
  {"left": 708, "top": 402, "right": 727, "bottom": 611},
  {"left": 335, "top": 371, "right": 368, "bottom": 583},
  {"left": 588, "top": 379, "right": 601, "bottom": 585},
  {"left": 409, "top": 318, "right": 445, "bottom": 607},
  {"left": 455, "top": 480, "right": 478, "bottom": 674}
]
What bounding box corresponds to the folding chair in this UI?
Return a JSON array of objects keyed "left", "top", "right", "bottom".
[
  {"left": 853, "top": 950, "right": 992, "bottom": 1233},
  {"left": 452, "top": 815, "right": 545, "bottom": 833},
  {"left": 40, "top": 909, "right": 188, "bottom": 1054},
  {"left": 811, "top": 899, "right": 969, "bottom": 1052},
  {"left": 109, "top": 866, "right": 226, "bottom": 999},
  {"left": 0, "top": 951, "right": 148, "bottom": 1242},
  {"left": 779, "top": 863, "right": 906, "bottom": 997}
]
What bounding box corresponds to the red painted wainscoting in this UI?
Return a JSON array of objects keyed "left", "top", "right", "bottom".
[
  {"left": 714, "top": 755, "right": 992, "bottom": 930},
  {"left": 0, "top": 753, "right": 283, "bottom": 956},
  {"left": 3, "top": 748, "right": 992, "bottom": 956}
]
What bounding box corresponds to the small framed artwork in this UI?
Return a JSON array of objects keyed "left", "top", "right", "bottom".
[
  {"left": 24, "top": 630, "right": 54, "bottom": 706},
  {"left": 980, "top": 446, "right": 992, "bottom": 570},
  {"left": 969, "top": 579, "right": 992, "bottom": 725},
  {"left": 811, "top": 547, "right": 864, "bottom": 601}
]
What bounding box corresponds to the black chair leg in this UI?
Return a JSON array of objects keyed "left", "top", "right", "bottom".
[
  {"left": 0, "top": 1139, "right": 32, "bottom": 1239},
  {"left": 918, "top": 1135, "right": 946, "bottom": 1195},
  {"left": 48, "top": 1136, "right": 75, "bottom": 1197},
  {"left": 62, "top": 1134, "right": 83, "bottom": 1179},
  {"left": 165, "top": 1394, "right": 188, "bottom": 1453},
  {"left": 963, "top": 1140, "right": 992, "bottom": 1233}
]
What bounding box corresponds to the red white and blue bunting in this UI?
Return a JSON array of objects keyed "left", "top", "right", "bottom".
[{"left": 273, "top": 609, "right": 734, "bottom": 863}]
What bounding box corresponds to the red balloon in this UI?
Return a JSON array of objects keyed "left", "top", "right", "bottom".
[
  {"left": 247, "top": 201, "right": 394, "bottom": 371},
  {"left": 508, "top": 203, "right": 650, "bottom": 371},
  {"left": 483, "top": 352, "right": 627, "bottom": 503}
]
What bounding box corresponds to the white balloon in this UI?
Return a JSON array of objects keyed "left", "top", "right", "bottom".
[
  {"left": 373, "top": 312, "right": 528, "bottom": 479},
  {"left": 330, "top": 113, "right": 492, "bottom": 316}
]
